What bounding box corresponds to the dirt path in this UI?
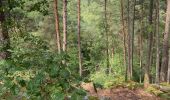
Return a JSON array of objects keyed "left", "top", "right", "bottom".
[
  {"left": 81, "top": 83, "right": 164, "bottom": 100},
  {"left": 94, "top": 87, "right": 163, "bottom": 100}
]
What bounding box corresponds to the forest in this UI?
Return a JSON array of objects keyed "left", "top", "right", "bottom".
[{"left": 0, "top": 0, "right": 170, "bottom": 100}]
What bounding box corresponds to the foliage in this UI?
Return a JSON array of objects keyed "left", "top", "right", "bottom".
[
  {"left": 0, "top": 0, "right": 169, "bottom": 99},
  {"left": 146, "top": 85, "right": 170, "bottom": 100},
  {"left": 90, "top": 71, "right": 124, "bottom": 88},
  {"left": 0, "top": 33, "right": 85, "bottom": 99},
  {"left": 146, "top": 86, "right": 163, "bottom": 96}
]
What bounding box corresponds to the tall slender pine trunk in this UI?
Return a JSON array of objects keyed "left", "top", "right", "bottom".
[
  {"left": 155, "top": 0, "right": 160, "bottom": 84},
  {"left": 168, "top": 50, "right": 170, "bottom": 83},
  {"left": 139, "top": 1, "right": 144, "bottom": 83},
  {"left": 77, "top": 0, "right": 83, "bottom": 76},
  {"left": 104, "top": 0, "right": 109, "bottom": 74},
  {"left": 120, "top": 0, "right": 128, "bottom": 81},
  {"left": 131, "top": 0, "right": 135, "bottom": 78},
  {"left": 127, "top": 0, "right": 135, "bottom": 80},
  {"left": 53, "top": 0, "right": 61, "bottom": 53},
  {"left": 63, "top": 0, "right": 67, "bottom": 52},
  {"left": 139, "top": 32, "right": 143, "bottom": 83},
  {"left": 144, "top": 0, "right": 153, "bottom": 88},
  {"left": 127, "top": 0, "right": 131, "bottom": 80},
  {"left": 161, "top": 0, "right": 170, "bottom": 82}
]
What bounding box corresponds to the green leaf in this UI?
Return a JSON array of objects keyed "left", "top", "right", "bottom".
[{"left": 59, "top": 69, "right": 70, "bottom": 79}]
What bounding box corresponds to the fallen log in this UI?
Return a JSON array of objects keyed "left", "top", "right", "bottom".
[{"left": 152, "top": 84, "right": 170, "bottom": 93}]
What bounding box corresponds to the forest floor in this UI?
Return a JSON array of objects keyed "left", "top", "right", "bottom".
[{"left": 81, "top": 83, "right": 165, "bottom": 100}]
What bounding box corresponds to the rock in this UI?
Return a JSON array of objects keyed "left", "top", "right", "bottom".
[
  {"left": 99, "top": 96, "right": 111, "bottom": 100},
  {"left": 81, "top": 82, "right": 97, "bottom": 94}
]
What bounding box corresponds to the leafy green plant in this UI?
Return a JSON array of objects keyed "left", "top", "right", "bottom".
[
  {"left": 0, "top": 33, "right": 85, "bottom": 99},
  {"left": 90, "top": 71, "right": 125, "bottom": 88},
  {"left": 146, "top": 86, "right": 163, "bottom": 96}
]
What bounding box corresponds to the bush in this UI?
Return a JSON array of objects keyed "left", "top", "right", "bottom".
[
  {"left": 90, "top": 71, "right": 124, "bottom": 88},
  {"left": 0, "top": 33, "right": 85, "bottom": 99}
]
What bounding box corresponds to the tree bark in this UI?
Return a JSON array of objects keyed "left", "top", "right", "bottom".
[
  {"left": 77, "top": 0, "right": 83, "bottom": 76},
  {"left": 131, "top": 0, "right": 135, "bottom": 78},
  {"left": 62, "top": 0, "right": 67, "bottom": 52},
  {"left": 139, "top": 1, "right": 144, "bottom": 84},
  {"left": 53, "top": 0, "right": 61, "bottom": 53},
  {"left": 161, "top": 0, "right": 170, "bottom": 82},
  {"left": 139, "top": 33, "right": 143, "bottom": 83},
  {"left": 104, "top": 0, "right": 109, "bottom": 74},
  {"left": 127, "top": 0, "right": 135, "bottom": 80},
  {"left": 127, "top": 0, "right": 131, "bottom": 80},
  {"left": 120, "top": 0, "right": 128, "bottom": 81},
  {"left": 168, "top": 49, "right": 170, "bottom": 83},
  {"left": 155, "top": 0, "right": 160, "bottom": 84},
  {"left": 144, "top": 0, "right": 153, "bottom": 88}
]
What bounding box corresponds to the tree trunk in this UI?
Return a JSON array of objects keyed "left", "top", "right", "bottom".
[
  {"left": 139, "top": 1, "right": 144, "bottom": 83},
  {"left": 127, "top": 0, "right": 135, "bottom": 80},
  {"left": 120, "top": 0, "right": 128, "bottom": 81},
  {"left": 144, "top": 0, "right": 153, "bottom": 88},
  {"left": 104, "top": 0, "right": 109, "bottom": 74},
  {"left": 0, "top": 0, "right": 9, "bottom": 60},
  {"left": 161, "top": 0, "right": 170, "bottom": 82},
  {"left": 53, "top": 0, "right": 61, "bottom": 53},
  {"left": 62, "top": 0, "right": 67, "bottom": 52},
  {"left": 139, "top": 34, "right": 143, "bottom": 83},
  {"left": 168, "top": 49, "right": 170, "bottom": 83},
  {"left": 77, "top": 0, "right": 83, "bottom": 77},
  {"left": 127, "top": 0, "right": 131, "bottom": 80},
  {"left": 131, "top": 0, "right": 135, "bottom": 78},
  {"left": 152, "top": 84, "right": 170, "bottom": 92},
  {"left": 155, "top": 0, "right": 160, "bottom": 84}
]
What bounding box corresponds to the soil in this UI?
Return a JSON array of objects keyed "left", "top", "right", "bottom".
[{"left": 81, "top": 83, "right": 164, "bottom": 100}]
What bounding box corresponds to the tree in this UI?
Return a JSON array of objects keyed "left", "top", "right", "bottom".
[
  {"left": 53, "top": 0, "right": 61, "bottom": 53},
  {"left": 120, "top": 0, "right": 128, "bottom": 81},
  {"left": 155, "top": 0, "right": 160, "bottom": 84},
  {"left": 104, "top": 0, "right": 110, "bottom": 74},
  {"left": 168, "top": 50, "right": 170, "bottom": 83},
  {"left": 127, "top": 0, "right": 135, "bottom": 80},
  {"left": 77, "top": 0, "right": 83, "bottom": 76},
  {"left": 144, "top": 0, "right": 154, "bottom": 88},
  {"left": 161, "top": 0, "right": 170, "bottom": 82},
  {"left": 63, "top": 0, "right": 67, "bottom": 52},
  {"left": 139, "top": 0, "right": 144, "bottom": 83},
  {"left": 0, "top": 0, "right": 9, "bottom": 60}
]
